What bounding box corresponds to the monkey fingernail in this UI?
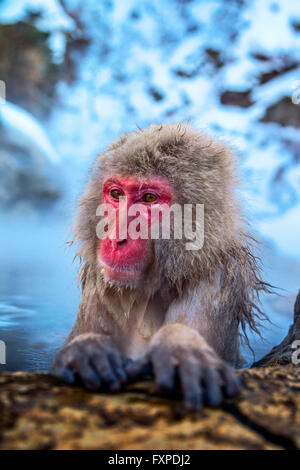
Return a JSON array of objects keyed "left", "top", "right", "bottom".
[
  {"left": 228, "top": 379, "right": 242, "bottom": 397},
  {"left": 115, "top": 368, "right": 127, "bottom": 382},
  {"left": 86, "top": 381, "right": 101, "bottom": 391},
  {"left": 122, "top": 358, "right": 134, "bottom": 367},
  {"left": 54, "top": 367, "right": 75, "bottom": 385},
  {"left": 184, "top": 395, "right": 203, "bottom": 412},
  {"left": 108, "top": 381, "right": 121, "bottom": 392}
]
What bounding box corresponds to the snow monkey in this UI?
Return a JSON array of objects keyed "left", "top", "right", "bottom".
[{"left": 53, "top": 123, "right": 268, "bottom": 410}]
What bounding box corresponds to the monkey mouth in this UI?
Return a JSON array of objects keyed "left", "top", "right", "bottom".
[{"left": 100, "top": 259, "right": 143, "bottom": 282}]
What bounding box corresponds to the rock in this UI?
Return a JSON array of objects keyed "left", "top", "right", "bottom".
[
  {"left": 220, "top": 90, "right": 254, "bottom": 108},
  {"left": 253, "top": 291, "right": 300, "bottom": 367},
  {"left": 173, "top": 49, "right": 225, "bottom": 80},
  {"left": 205, "top": 48, "right": 225, "bottom": 70},
  {"left": 148, "top": 87, "right": 165, "bottom": 102},
  {"left": 258, "top": 62, "right": 298, "bottom": 85},
  {"left": 251, "top": 52, "right": 272, "bottom": 62},
  {"left": 260, "top": 96, "right": 300, "bottom": 128},
  {"left": 251, "top": 53, "right": 299, "bottom": 85},
  {"left": 291, "top": 20, "right": 300, "bottom": 33},
  {"left": 173, "top": 67, "right": 201, "bottom": 79},
  {"left": 0, "top": 20, "right": 59, "bottom": 117},
  {"left": 0, "top": 365, "right": 299, "bottom": 450}
]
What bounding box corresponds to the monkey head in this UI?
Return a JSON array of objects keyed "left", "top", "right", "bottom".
[{"left": 74, "top": 123, "right": 241, "bottom": 295}]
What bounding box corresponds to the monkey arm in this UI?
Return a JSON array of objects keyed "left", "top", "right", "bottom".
[
  {"left": 52, "top": 295, "right": 128, "bottom": 391},
  {"left": 125, "top": 280, "right": 242, "bottom": 411},
  {"left": 163, "top": 279, "right": 242, "bottom": 366},
  {"left": 125, "top": 323, "right": 241, "bottom": 411}
]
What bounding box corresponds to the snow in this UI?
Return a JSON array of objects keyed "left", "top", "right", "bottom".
[
  {"left": 0, "top": 0, "right": 300, "bottom": 259},
  {"left": 0, "top": 101, "right": 59, "bottom": 164},
  {"left": 0, "top": 0, "right": 73, "bottom": 31}
]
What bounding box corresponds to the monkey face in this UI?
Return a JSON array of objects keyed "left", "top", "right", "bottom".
[
  {"left": 98, "top": 175, "right": 173, "bottom": 285},
  {"left": 75, "top": 124, "right": 239, "bottom": 290}
]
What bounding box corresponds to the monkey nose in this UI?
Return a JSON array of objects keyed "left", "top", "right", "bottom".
[{"left": 116, "top": 239, "right": 127, "bottom": 246}]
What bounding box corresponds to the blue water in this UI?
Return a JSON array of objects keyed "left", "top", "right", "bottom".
[{"left": 0, "top": 215, "right": 80, "bottom": 371}]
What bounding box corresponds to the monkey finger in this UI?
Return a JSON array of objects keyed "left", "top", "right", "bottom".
[
  {"left": 122, "top": 357, "right": 134, "bottom": 368},
  {"left": 92, "top": 353, "right": 121, "bottom": 391},
  {"left": 202, "top": 366, "right": 223, "bottom": 406},
  {"left": 53, "top": 364, "right": 75, "bottom": 385},
  {"left": 219, "top": 364, "right": 242, "bottom": 398},
  {"left": 76, "top": 362, "right": 102, "bottom": 391},
  {"left": 125, "top": 358, "right": 153, "bottom": 382},
  {"left": 152, "top": 356, "right": 176, "bottom": 395},
  {"left": 108, "top": 351, "right": 127, "bottom": 383},
  {"left": 178, "top": 360, "right": 203, "bottom": 411}
]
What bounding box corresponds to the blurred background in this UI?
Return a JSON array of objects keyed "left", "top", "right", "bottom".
[{"left": 0, "top": 0, "right": 300, "bottom": 371}]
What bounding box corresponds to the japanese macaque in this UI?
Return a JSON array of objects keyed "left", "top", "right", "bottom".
[{"left": 53, "top": 123, "right": 268, "bottom": 410}]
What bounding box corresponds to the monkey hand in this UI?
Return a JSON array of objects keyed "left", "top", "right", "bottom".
[
  {"left": 125, "top": 324, "right": 241, "bottom": 411},
  {"left": 52, "top": 333, "right": 127, "bottom": 392}
]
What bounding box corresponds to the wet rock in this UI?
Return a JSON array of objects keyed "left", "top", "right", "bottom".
[
  {"left": 253, "top": 291, "right": 300, "bottom": 367},
  {"left": 0, "top": 365, "right": 299, "bottom": 450}
]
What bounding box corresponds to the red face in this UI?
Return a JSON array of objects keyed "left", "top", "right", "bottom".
[{"left": 99, "top": 176, "right": 173, "bottom": 283}]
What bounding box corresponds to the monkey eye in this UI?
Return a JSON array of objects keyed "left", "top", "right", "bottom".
[
  {"left": 141, "top": 193, "right": 158, "bottom": 203},
  {"left": 111, "top": 189, "right": 123, "bottom": 200}
]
